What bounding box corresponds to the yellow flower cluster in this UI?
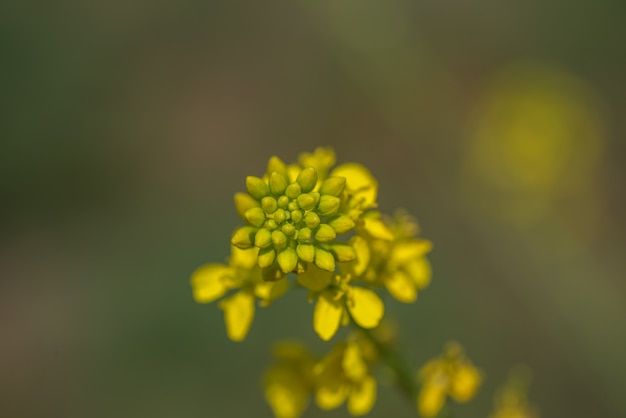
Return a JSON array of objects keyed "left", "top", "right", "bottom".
[
  {"left": 264, "top": 334, "right": 379, "bottom": 418},
  {"left": 191, "top": 147, "right": 433, "bottom": 342},
  {"left": 417, "top": 342, "right": 482, "bottom": 417}
]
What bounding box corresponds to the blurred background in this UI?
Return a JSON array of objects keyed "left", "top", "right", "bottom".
[{"left": 1, "top": 1, "right": 625, "bottom": 417}]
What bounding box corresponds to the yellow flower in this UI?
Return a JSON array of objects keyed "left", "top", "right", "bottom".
[
  {"left": 347, "top": 211, "right": 433, "bottom": 303},
  {"left": 264, "top": 342, "right": 317, "bottom": 418},
  {"left": 489, "top": 367, "right": 539, "bottom": 418},
  {"left": 297, "top": 265, "right": 385, "bottom": 341},
  {"left": 314, "top": 339, "right": 378, "bottom": 416},
  {"left": 190, "top": 246, "right": 288, "bottom": 341},
  {"left": 417, "top": 342, "right": 482, "bottom": 417}
]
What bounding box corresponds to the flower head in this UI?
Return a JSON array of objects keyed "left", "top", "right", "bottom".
[
  {"left": 417, "top": 342, "right": 482, "bottom": 417},
  {"left": 190, "top": 246, "right": 288, "bottom": 341},
  {"left": 231, "top": 148, "right": 378, "bottom": 280}
]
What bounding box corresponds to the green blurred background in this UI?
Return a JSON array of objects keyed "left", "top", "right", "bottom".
[{"left": 2, "top": 1, "right": 625, "bottom": 417}]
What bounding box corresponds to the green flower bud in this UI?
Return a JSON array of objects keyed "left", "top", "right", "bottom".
[
  {"left": 317, "top": 195, "right": 340, "bottom": 217},
  {"left": 261, "top": 196, "right": 278, "bottom": 214},
  {"left": 288, "top": 200, "right": 299, "bottom": 211},
  {"left": 231, "top": 226, "right": 257, "bottom": 249},
  {"left": 296, "top": 167, "right": 318, "bottom": 193},
  {"left": 309, "top": 192, "right": 320, "bottom": 207},
  {"left": 264, "top": 219, "right": 278, "bottom": 230},
  {"left": 328, "top": 215, "right": 355, "bottom": 234},
  {"left": 285, "top": 183, "right": 302, "bottom": 199},
  {"left": 304, "top": 212, "right": 321, "bottom": 229},
  {"left": 296, "top": 244, "right": 315, "bottom": 263},
  {"left": 246, "top": 176, "right": 270, "bottom": 201},
  {"left": 269, "top": 172, "right": 288, "bottom": 196},
  {"left": 277, "top": 248, "right": 298, "bottom": 273},
  {"left": 254, "top": 228, "right": 272, "bottom": 248},
  {"left": 327, "top": 243, "right": 356, "bottom": 262},
  {"left": 290, "top": 210, "right": 303, "bottom": 223},
  {"left": 244, "top": 207, "right": 266, "bottom": 228},
  {"left": 234, "top": 192, "right": 260, "bottom": 220},
  {"left": 298, "top": 227, "right": 312, "bottom": 242},
  {"left": 314, "top": 224, "right": 336, "bottom": 242},
  {"left": 278, "top": 196, "right": 290, "bottom": 209},
  {"left": 267, "top": 156, "right": 288, "bottom": 181},
  {"left": 271, "top": 230, "right": 287, "bottom": 248},
  {"left": 297, "top": 193, "right": 316, "bottom": 211},
  {"left": 257, "top": 247, "right": 276, "bottom": 268},
  {"left": 274, "top": 208, "right": 287, "bottom": 224},
  {"left": 282, "top": 223, "right": 296, "bottom": 236},
  {"left": 314, "top": 247, "right": 335, "bottom": 272},
  {"left": 319, "top": 176, "right": 346, "bottom": 197}
]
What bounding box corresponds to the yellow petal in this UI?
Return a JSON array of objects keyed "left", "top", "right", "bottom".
[
  {"left": 314, "top": 292, "right": 344, "bottom": 341},
  {"left": 230, "top": 246, "right": 260, "bottom": 270},
  {"left": 417, "top": 383, "right": 446, "bottom": 418},
  {"left": 342, "top": 342, "right": 368, "bottom": 381},
  {"left": 347, "top": 287, "right": 384, "bottom": 329},
  {"left": 190, "top": 264, "right": 232, "bottom": 303},
  {"left": 297, "top": 264, "right": 333, "bottom": 292},
  {"left": 331, "top": 163, "right": 378, "bottom": 209},
  {"left": 264, "top": 365, "right": 310, "bottom": 418},
  {"left": 389, "top": 239, "right": 432, "bottom": 266},
  {"left": 361, "top": 218, "right": 394, "bottom": 241},
  {"left": 384, "top": 271, "right": 417, "bottom": 303},
  {"left": 316, "top": 379, "right": 349, "bottom": 410},
  {"left": 348, "top": 375, "right": 377, "bottom": 416},
  {"left": 219, "top": 291, "right": 255, "bottom": 342},
  {"left": 450, "top": 365, "right": 481, "bottom": 402},
  {"left": 255, "top": 278, "right": 289, "bottom": 306},
  {"left": 349, "top": 235, "right": 370, "bottom": 277},
  {"left": 405, "top": 258, "right": 432, "bottom": 289}
]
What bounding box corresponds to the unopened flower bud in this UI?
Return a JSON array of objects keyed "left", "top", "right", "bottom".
[
  {"left": 317, "top": 195, "right": 340, "bottom": 217},
  {"left": 244, "top": 207, "right": 266, "bottom": 228},
  {"left": 328, "top": 215, "right": 355, "bottom": 234},
  {"left": 285, "top": 183, "right": 302, "bottom": 199},
  {"left": 269, "top": 172, "right": 288, "bottom": 196},
  {"left": 277, "top": 196, "right": 290, "bottom": 209},
  {"left": 274, "top": 208, "right": 287, "bottom": 224},
  {"left": 271, "top": 230, "right": 287, "bottom": 248},
  {"left": 281, "top": 223, "right": 295, "bottom": 236},
  {"left": 261, "top": 196, "right": 278, "bottom": 214},
  {"left": 319, "top": 176, "right": 346, "bottom": 197},
  {"left": 266, "top": 156, "right": 288, "bottom": 180},
  {"left": 277, "top": 248, "right": 298, "bottom": 273},
  {"left": 315, "top": 224, "right": 336, "bottom": 242},
  {"left": 298, "top": 227, "right": 312, "bottom": 242},
  {"left": 234, "top": 192, "right": 260, "bottom": 220},
  {"left": 304, "top": 212, "right": 321, "bottom": 229},
  {"left": 297, "top": 193, "right": 316, "bottom": 211},
  {"left": 254, "top": 228, "right": 272, "bottom": 248},
  {"left": 231, "top": 226, "right": 257, "bottom": 249},
  {"left": 257, "top": 247, "right": 276, "bottom": 268},
  {"left": 296, "top": 244, "right": 315, "bottom": 263},
  {"left": 246, "top": 176, "right": 270, "bottom": 201},
  {"left": 291, "top": 210, "right": 303, "bottom": 223},
  {"left": 314, "top": 247, "right": 335, "bottom": 271},
  {"left": 296, "top": 167, "right": 318, "bottom": 193}
]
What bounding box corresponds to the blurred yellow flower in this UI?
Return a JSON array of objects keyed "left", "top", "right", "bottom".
[
  {"left": 489, "top": 367, "right": 539, "bottom": 418},
  {"left": 297, "top": 265, "right": 384, "bottom": 341},
  {"left": 417, "top": 342, "right": 482, "bottom": 417},
  {"left": 264, "top": 342, "right": 317, "bottom": 418},
  {"left": 190, "top": 246, "right": 288, "bottom": 341},
  {"left": 315, "top": 339, "right": 378, "bottom": 416}
]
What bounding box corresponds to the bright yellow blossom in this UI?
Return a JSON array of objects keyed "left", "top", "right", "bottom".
[
  {"left": 264, "top": 342, "right": 317, "bottom": 418},
  {"left": 417, "top": 342, "right": 482, "bottom": 417},
  {"left": 297, "top": 265, "right": 385, "bottom": 341},
  {"left": 314, "top": 338, "right": 378, "bottom": 416},
  {"left": 190, "top": 246, "right": 288, "bottom": 341}
]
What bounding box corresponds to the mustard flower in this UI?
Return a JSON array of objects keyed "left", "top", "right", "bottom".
[
  {"left": 297, "top": 265, "right": 384, "bottom": 341},
  {"left": 348, "top": 211, "right": 432, "bottom": 303},
  {"left": 489, "top": 367, "right": 539, "bottom": 418},
  {"left": 231, "top": 148, "right": 378, "bottom": 280},
  {"left": 417, "top": 342, "right": 482, "bottom": 417},
  {"left": 314, "top": 338, "right": 378, "bottom": 416},
  {"left": 190, "top": 246, "right": 288, "bottom": 341},
  {"left": 264, "top": 342, "right": 317, "bottom": 418}
]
